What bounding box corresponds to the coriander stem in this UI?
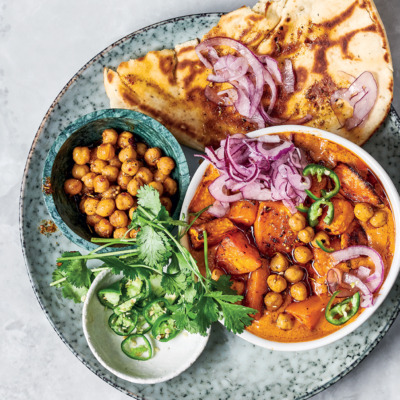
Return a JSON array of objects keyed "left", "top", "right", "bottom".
[
  {"left": 203, "top": 230, "right": 211, "bottom": 280},
  {"left": 50, "top": 277, "right": 66, "bottom": 286},
  {"left": 57, "top": 249, "right": 138, "bottom": 262},
  {"left": 91, "top": 237, "right": 137, "bottom": 243}
]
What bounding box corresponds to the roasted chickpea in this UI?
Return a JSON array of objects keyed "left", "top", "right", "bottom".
[
  {"left": 117, "top": 172, "right": 132, "bottom": 190},
  {"left": 290, "top": 282, "right": 308, "bottom": 301},
  {"left": 149, "top": 181, "right": 164, "bottom": 195},
  {"left": 81, "top": 172, "right": 97, "bottom": 189},
  {"left": 97, "top": 143, "right": 115, "bottom": 161},
  {"left": 211, "top": 269, "right": 224, "bottom": 281},
  {"left": 102, "top": 129, "right": 118, "bottom": 145},
  {"left": 293, "top": 246, "right": 313, "bottom": 264},
  {"left": 89, "top": 147, "right": 99, "bottom": 163},
  {"left": 298, "top": 226, "right": 315, "bottom": 243},
  {"left": 93, "top": 175, "right": 110, "bottom": 193},
  {"left": 270, "top": 253, "right": 289, "bottom": 273},
  {"left": 109, "top": 210, "right": 129, "bottom": 228},
  {"left": 81, "top": 185, "right": 94, "bottom": 196},
  {"left": 136, "top": 142, "right": 147, "bottom": 157},
  {"left": 231, "top": 280, "right": 245, "bottom": 295},
  {"left": 264, "top": 292, "right": 283, "bottom": 311},
  {"left": 144, "top": 147, "right": 162, "bottom": 166},
  {"left": 284, "top": 265, "right": 304, "bottom": 283},
  {"left": 72, "top": 164, "right": 89, "bottom": 180},
  {"left": 135, "top": 167, "right": 153, "bottom": 184},
  {"left": 129, "top": 228, "right": 139, "bottom": 239},
  {"left": 102, "top": 165, "right": 119, "bottom": 182},
  {"left": 369, "top": 210, "right": 388, "bottom": 228},
  {"left": 276, "top": 313, "right": 294, "bottom": 330},
  {"left": 121, "top": 159, "right": 140, "bottom": 176},
  {"left": 160, "top": 197, "right": 172, "bottom": 213},
  {"left": 288, "top": 212, "right": 307, "bottom": 232},
  {"left": 154, "top": 170, "right": 167, "bottom": 183},
  {"left": 84, "top": 198, "right": 99, "bottom": 216},
  {"left": 72, "top": 146, "right": 90, "bottom": 165},
  {"left": 64, "top": 179, "right": 82, "bottom": 196},
  {"left": 127, "top": 178, "right": 143, "bottom": 196},
  {"left": 157, "top": 156, "right": 175, "bottom": 175},
  {"left": 90, "top": 159, "right": 108, "bottom": 174},
  {"left": 86, "top": 214, "right": 102, "bottom": 227},
  {"left": 311, "top": 231, "right": 330, "bottom": 248},
  {"left": 118, "top": 146, "right": 137, "bottom": 163},
  {"left": 117, "top": 131, "right": 134, "bottom": 148},
  {"left": 113, "top": 227, "right": 129, "bottom": 239},
  {"left": 96, "top": 199, "right": 116, "bottom": 217},
  {"left": 115, "top": 192, "right": 134, "bottom": 210},
  {"left": 101, "top": 185, "right": 121, "bottom": 199},
  {"left": 128, "top": 203, "right": 138, "bottom": 220},
  {"left": 79, "top": 197, "right": 87, "bottom": 213},
  {"left": 94, "top": 218, "right": 114, "bottom": 238},
  {"left": 354, "top": 203, "right": 374, "bottom": 222},
  {"left": 109, "top": 157, "right": 122, "bottom": 169},
  {"left": 267, "top": 274, "right": 287, "bottom": 293},
  {"left": 163, "top": 177, "right": 178, "bottom": 196}
]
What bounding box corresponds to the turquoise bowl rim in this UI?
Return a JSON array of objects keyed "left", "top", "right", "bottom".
[{"left": 42, "top": 108, "right": 190, "bottom": 252}]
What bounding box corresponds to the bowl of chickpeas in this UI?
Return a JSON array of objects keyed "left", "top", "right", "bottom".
[{"left": 42, "top": 109, "right": 189, "bottom": 251}]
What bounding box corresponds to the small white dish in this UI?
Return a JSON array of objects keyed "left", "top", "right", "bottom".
[
  {"left": 82, "top": 270, "right": 210, "bottom": 383},
  {"left": 180, "top": 124, "right": 400, "bottom": 352}
]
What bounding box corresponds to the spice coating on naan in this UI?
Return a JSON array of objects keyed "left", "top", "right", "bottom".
[{"left": 104, "top": 0, "right": 393, "bottom": 149}]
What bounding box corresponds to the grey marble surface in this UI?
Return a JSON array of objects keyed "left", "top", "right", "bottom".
[{"left": 1, "top": 0, "right": 399, "bottom": 399}]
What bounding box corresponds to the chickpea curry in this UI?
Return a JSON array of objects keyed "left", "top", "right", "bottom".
[{"left": 187, "top": 132, "right": 395, "bottom": 343}]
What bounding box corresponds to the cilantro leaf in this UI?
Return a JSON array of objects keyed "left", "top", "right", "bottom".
[
  {"left": 136, "top": 225, "right": 171, "bottom": 267},
  {"left": 51, "top": 268, "right": 88, "bottom": 303},
  {"left": 210, "top": 274, "right": 237, "bottom": 295},
  {"left": 161, "top": 272, "right": 187, "bottom": 294},
  {"left": 137, "top": 185, "right": 162, "bottom": 216},
  {"left": 59, "top": 252, "right": 91, "bottom": 288},
  {"left": 192, "top": 296, "right": 220, "bottom": 335},
  {"left": 217, "top": 301, "right": 257, "bottom": 334},
  {"left": 206, "top": 291, "right": 243, "bottom": 304},
  {"left": 101, "top": 256, "right": 151, "bottom": 279}
]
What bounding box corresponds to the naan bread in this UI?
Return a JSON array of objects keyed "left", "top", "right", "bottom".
[{"left": 104, "top": 0, "right": 393, "bottom": 150}]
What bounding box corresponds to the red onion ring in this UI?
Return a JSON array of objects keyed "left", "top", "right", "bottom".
[
  {"left": 283, "top": 59, "right": 295, "bottom": 93},
  {"left": 343, "top": 273, "right": 374, "bottom": 308}
]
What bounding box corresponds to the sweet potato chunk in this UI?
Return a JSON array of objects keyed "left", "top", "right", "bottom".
[
  {"left": 340, "top": 220, "right": 368, "bottom": 248},
  {"left": 286, "top": 295, "right": 329, "bottom": 330},
  {"left": 227, "top": 200, "right": 258, "bottom": 227},
  {"left": 254, "top": 201, "right": 297, "bottom": 257},
  {"left": 308, "top": 175, "right": 328, "bottom": 199},
  {"left": 244, "top": 260, "right": 269, "bottom": 320},
  {"left": 334, "top": 163, "right": 382, "bottom": 206},
  {"left": 188, "top": 217, "right": 238, "bottom": 250},
  {"left": 216, "top": 231, "right": 262, "bottom": 275},
  {"left": 317, "top": 198, "right": 354, "bottom": 235}
]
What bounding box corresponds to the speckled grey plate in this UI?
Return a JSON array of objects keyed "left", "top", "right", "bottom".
[{"left": 19, "top": 13, "right": 400, "bottom": 400}]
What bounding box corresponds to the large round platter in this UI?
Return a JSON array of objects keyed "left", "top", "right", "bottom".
[{"left": 19, "top": 12, "right": 400, "bottom": 400}]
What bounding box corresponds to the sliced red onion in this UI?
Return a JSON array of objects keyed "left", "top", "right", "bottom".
[
  {"left": 208, "top": 54, "right": 249, "bottom": 83},
  {"left": 343, "top": 273, "right": 373, "bottom": 308},
  {"left": 256, "top": 140, "right": 294, "bottom": 160},
  {"left": 208, "top": 174, "right": 243, "bottom": 203},
  {"left": 326, "top": 268, "right": 358, "bottom": 298},
  {"left": 208, "top": 201, "right": 230, "bottom": 217},
  {"left": 204, "top": 85, "right": 234, "bottom": 106},
  {"left": 356, "top": 266, "right": 371, "bottom": 281},
  {"left": 258, "top": 55, "right": 282, "bottom": 84},
  {"left": 240, "top": 182, "right": 273, "bottom": 201},
  {"left": 283, "top": 59, "right": 295, "bottom": 94}
]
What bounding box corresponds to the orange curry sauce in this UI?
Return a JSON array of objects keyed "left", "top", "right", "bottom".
[{"left": 187, "top": 132, "right": 395, "bottom": 343}]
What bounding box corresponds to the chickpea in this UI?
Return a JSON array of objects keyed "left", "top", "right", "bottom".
[
  {"left": 115, "top": 192, "right": 134, "bottom": 210},
  {"left": 121, "top": 159, "right": 140, "bottom": 176},
  {"left": 81, "top": 185, "right": 93, "bottom": 196},
  {"left": 276, "top": 313, "right": 294, "bottom": 330},
  {"left": 293, "top": 246, "right": 313, "bottom": 264},
  {"left": 163, "top": 177, "right": 178, "bottom": 196},
  {"left": 113, "top": 227, "right": 129, "bottom": 239},
  {"left": 157, "top": 156, "right": 175, "bottom": 175},
  {"left": 264, "top": 292, "right": 283, "bottom": 311},
  {"left": 97, "top": 143, "right": 115, "bottom": 161},
  {"left": 311, "top": 231, "right": 330, "bottom": 248},
  {"left": 72, "top": 146, "right": 90, "bottom": 165},
  {"left": 144, "top": 147, "right": 162, "bottom": 166},
  {"left": 267, "top": 274, "right": 287, "bottom": 293},
  {"left": 109, "top": 210, "right": 129, "bottom": 228},
  {"left": 118, "top": 146, "right": 137, "bottom": 163},
  {"left": 149, "top": 181, "right": 164, "bottom": 195},
  {"left": 290, "top": 282, "right": 308, "bottom": 301},
  {"left": 89, "top": 147, "right": 99, "bottom": 163},
  {"left": 370, "top": 210, "right": 388, "bottom": 228},
  {"left": 96, "top": 198, "right": 116, "bottom": 217},
  {"left": 298, "top": 226, "right": 315, "bottom": 243},
  {"left": 231, "top": 280, "right": 245, "bottom": 295},
  {"left": 128, "top": 203, "right": 138, "bottom": 220},
  {"left": 270, "top": 253, "right": 289, "bottom": 273},
  {"left": 135, "top": 167, "right": 153, "bottom": 184},
  {"left": 109, "top": 157, "right": 122, "bottom": 169},
  {"left": 79, "top": 197, "right": 87, "bottom": 213},
  {"left": 354, "top": 203, "right": 374, "bottom": 222},
  {"left": 117, "top": 131, "right": 134, "bottom": 148},
  {"left": 154, "top": 170, "right": 167, "bottom": 183},
  {"left": 101, "top": 185, "right": 121, "bottom": 199},
  {"left": 117, "top": 172, "right": 132, "bottom": 190},
  {"left": 86, "top": 214, "right": 102, "bottom": 227},
  {"left": 160, "top": 197, "right": 172, "bottom": 213},
  {"left": 102, "top": 165, "right": 119, "bottom": 182},
  {"left": 94, "top": 218, "right": 114, "bottom": 238},
  {"left": 211, "top": 269, "right": 224, "bottom": 281},
  {"left": 102, "top": 129, "right": 118, "bottom": 145},
  {"left": 81, "top": 172, "right": 97, "bottom": 189},
  {"left": 93, "top": 175, "right": 110, "bottom": 193},
  {"left": 284, "top": 265, "right": 304, "bottom": 284},
  {"left": 136, "top": 142, "right": 148, "bottom": 157},
  {"left": 127, "top": 178, "right": 143, "bottom": 196},
  {"left": 288, "top": 212, "right": 307, "bottom": 232},
  {"left": 90, "top": 159, "right": 108, "bottom": 174},
  {"left": 72, "top": 164, "right": 89, "bottom": 180},
  {"left": 64, "top": 179, "right": 82, "bottom": 196},
  {"left": 84, "top": 198, "right": 99, "bottom": 216}
]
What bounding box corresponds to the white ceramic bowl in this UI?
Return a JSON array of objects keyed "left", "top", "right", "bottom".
[
  {"left": 180, "top": 125, "right": 400, "bottom": 351},
  {"left": 82, "top": 270, "right": 210, "bottom": 383}
]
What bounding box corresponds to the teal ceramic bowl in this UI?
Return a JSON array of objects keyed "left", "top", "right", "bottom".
[{"left": 42, "top": 109, "right": 190, "bottom": 252}]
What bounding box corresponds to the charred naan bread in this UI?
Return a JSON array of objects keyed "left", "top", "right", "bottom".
[{"left": 104, "top": 0, "right": 393, "bottom": 150}]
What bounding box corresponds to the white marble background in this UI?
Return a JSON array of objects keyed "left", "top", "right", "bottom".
[{"left": 1, "top": 0, "right": 399, "bottom": 399}]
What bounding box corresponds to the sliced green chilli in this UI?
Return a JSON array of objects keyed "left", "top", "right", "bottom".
[
  {"left": 133, "top": 314, "right": 152, "bottom": 334},
  {"left": 152, "top": 314, "right": 180, "bottom": 342},
  {"left": 97, "top": 281, "right": 122, "bottom": 309},
  {"left": 143, "top": 298, "right": 169, "bottom": 325},
  {"left": 121, "top": 334, "right": 152, "bottom": 360},
  {"left": 108, "top": 311, "right": 138, "bottom": 336},
  {"left": 325, "top": 290, "right": 361, "bottom": 325}
]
